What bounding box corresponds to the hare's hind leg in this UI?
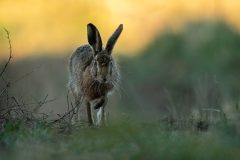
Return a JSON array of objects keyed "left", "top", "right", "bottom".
[
  {"left": 96, "top": 97, "right": 108, "bottom": 126},
  {"left": 71, "top": 97, "right": 81, "bottom": 124},
  {"left": 74, "top": 95, "right": 83, "bottom": 122},
  {"left": 69, "top": 85, "right": 82, "bottom": 124}
]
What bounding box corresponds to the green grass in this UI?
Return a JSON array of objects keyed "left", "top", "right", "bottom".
[{"left": 1, "top": 120, "right": 240, "bottom": 160}]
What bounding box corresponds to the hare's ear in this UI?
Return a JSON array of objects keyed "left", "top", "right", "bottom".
[
  {"left": 87, "top": 23, "right": 102, "bottom": 53},
  {"left": 106, "top": 24, "right": 123, "bottom": 54}
]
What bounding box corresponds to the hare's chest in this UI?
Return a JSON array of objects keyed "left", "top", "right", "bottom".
[{"left": 82, "top": 81, "right": 114, "bottom": 100}]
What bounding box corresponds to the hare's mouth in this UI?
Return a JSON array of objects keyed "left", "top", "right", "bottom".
[
  {"left": 95, "top": 78, "right": 107, "bottom": 84},
  {"left": 100, "top": 79, "right": 107, "bottom": 84},
  {"left": 102, "top": 78, "right": 107, "bottom": 82},
  {"left": 95, "top": 76, "right": 108, "bottom": 83}
]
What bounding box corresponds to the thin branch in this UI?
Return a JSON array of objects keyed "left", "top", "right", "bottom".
[
  {"left": 12, "top": 65, "right": 42, "bottom": 84},
  {"left": 50, "top": 105, "right": 78, "bottom": 124},
  {"left": 0, "top": 88, "right": 7, "bottom": 97},
  {"left": 0, "top": 28, "right": 12, "bottom": 77},
  {"left": 50, "top": 96, "right": 83, "bottom": 124},
  {"left": 33, "top": 94, "right": 49, "bottom": 112}
]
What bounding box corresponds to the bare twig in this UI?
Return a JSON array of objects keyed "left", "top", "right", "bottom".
[
  {"left": 1, "top": 98, "right": 56, "bottom": 109},
  {"left": 12, "top": 65, "right": 42, "bottom": 84},
  {"left": 0, "top": 88, "right": 7, "bottom": 97},
  {"left": 11, "top": 96, "right": 25, "bottom": 115},
  {"left": 0, "top": 28, "right": 12, "bottom": 78},
  {"left": 33, "top": 94, "right": 50, "bottom": 112},
  {"left": 51, "top": 105, "right": 78, "bottom": 124},
  {"left": 50, "top": 96, "right": 83, "bottom": 124}
]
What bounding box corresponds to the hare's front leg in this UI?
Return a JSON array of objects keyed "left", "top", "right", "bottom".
[
  {"left": 86, "top": 100, "right": 94, "bottom": 126},
  {"left": 96, "top": 97, "right": 108, "bottom": 126}
]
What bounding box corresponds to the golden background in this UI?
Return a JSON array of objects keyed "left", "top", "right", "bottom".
[{"left": 0, "top": 0, "right": 240, "bottom": 59}]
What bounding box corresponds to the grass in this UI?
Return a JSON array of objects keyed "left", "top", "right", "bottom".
[{"left": 0, "top": 118, "right": 240, "bottom": 160}]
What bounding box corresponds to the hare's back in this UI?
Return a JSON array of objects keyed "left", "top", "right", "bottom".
[
  {"left": 69, "top": 45, "right": 94, "bottom": 71},
  {"left": 71, "top": 45, "right": 94, "bottom": 64}
]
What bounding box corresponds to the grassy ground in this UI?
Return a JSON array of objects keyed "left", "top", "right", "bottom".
[{"left": 0, "top": 119, "right": 240, "bottom": 160}]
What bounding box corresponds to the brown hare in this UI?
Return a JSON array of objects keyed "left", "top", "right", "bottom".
[{"left": 68, "top": 23, "right": 123, "bottom": 126}]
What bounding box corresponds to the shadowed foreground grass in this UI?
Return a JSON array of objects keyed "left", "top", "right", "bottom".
[{"left": 0, "top": 120, "right": 240, "bottom": 160}]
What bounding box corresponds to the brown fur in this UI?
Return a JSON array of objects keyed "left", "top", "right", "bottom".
[
  {"left": 68, "top": 23, "right": 123, "bottom": 126},
  {"left": 81, "top": 68, "right": 114, "bottom": 101}
]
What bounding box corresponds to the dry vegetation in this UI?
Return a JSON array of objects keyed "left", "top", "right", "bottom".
[{"left": 0, "top": 29, "right": 81, "bottom": 132}]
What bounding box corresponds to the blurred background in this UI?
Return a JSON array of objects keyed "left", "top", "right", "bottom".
[{"left": 1, "top": 0, "right": 240, "bottom": 120}]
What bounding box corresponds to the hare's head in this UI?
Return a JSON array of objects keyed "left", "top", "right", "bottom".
[{"left": 87, "top": 23, "right": 123, "bottom": 83}]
